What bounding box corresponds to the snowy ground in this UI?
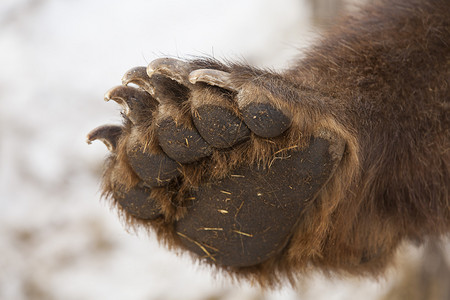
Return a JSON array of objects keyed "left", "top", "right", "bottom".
[{"left": 0, "top": 0, "right": 431, "bottom": 299}]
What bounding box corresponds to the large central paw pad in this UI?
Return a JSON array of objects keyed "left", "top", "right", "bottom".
[
  {"left": 178, "top": 138, "right": 337, "bottom": 266},
  {"left": 88, "top": 58, "right": 344, "bottom": 268}
]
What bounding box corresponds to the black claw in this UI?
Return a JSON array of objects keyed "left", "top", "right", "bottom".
[
  {"left": 104, "top": 86, "right": 157, "bottom": 123},
  {"left": 241, "top": 102, "right": 292, "bottom": 138},
  {"left": 86, "top": 125, "right": 123, "bottom": 151},
  {"left": 126, "top": 142, "right": 180, "bottom": 187},
  {"left": 122, "top": 66, "right": 154, "bottom": 95},
  {"left": 114, "top": 184, "right": 162, "bottom": 220},
  {"left": 157, "top": 118, "right": 212, "bottom": 164},
  {"left": 193, "top": 105, "right": 250, "bottom": 148}
]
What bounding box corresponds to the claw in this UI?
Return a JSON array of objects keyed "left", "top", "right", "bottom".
[
  {"left": 147, "top": 58, "right": 193, "bottom": 86},
  {"left": 189, "top": 69, "right": 237, "bottom": 91},
  {"left": 104, "top": 85, "right": 157, "bottom": 123},
  {"left": 86, "top": 125, "right": 123, "bottom": 151},
  {"left": 122, "top": 66, "right": 154, "bottom": 95}
]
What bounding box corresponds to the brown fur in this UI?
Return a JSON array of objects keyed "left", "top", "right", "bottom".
[
  {"left": 100, "top": 0, "right": 449, "bottom": 287},
  {"left": 284, "top": 0, "right": 450, "bottom": 277}
]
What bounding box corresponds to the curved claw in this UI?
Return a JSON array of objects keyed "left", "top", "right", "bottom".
[
  {"left": 104, "top": 85, "right": 157, "bottom": 123},
  {"left": 86, "top": 125, "right": 123, "bottom": 151},
  {"left": 189, "top": 69, "right": 237, "bottom": 92},
  {"left": 122, "top": 66, "right": 154, "bottom": 95},
  {"left": 147, "top": 58, "right": 193, "bottom": 87}
]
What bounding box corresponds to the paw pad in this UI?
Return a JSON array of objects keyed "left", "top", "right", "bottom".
[{"left": 88, "top": 58, "right": 344, "bottom": 269}]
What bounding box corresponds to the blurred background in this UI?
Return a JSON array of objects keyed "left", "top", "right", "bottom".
[{"left": 1, "top": 0, "right": 448, "bottom": 299}]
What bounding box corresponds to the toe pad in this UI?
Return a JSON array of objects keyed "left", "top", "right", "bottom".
[{"left": 242, "top": 102, "right": 292, "bottom": 138}]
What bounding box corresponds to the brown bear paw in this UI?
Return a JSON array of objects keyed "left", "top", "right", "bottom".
[{"left": 87, "top": 58, "right": 345, "bottom": 268}]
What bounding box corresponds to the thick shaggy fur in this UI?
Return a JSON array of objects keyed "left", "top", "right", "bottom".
[
  {"left": 98, "top": 0, "right": 449, "bottom": 286},
  {"left": 284, "top": 0, "right": 449, "bottom": 276}
]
